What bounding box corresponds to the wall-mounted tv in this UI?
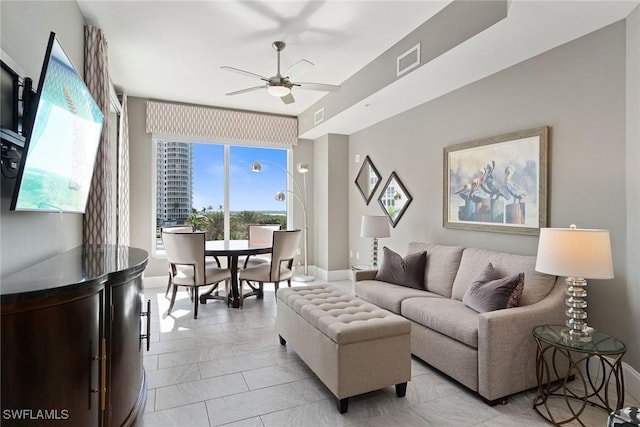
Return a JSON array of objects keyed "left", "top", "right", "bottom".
[{"left": 10, "top": 32, "right": 104, "bottom": 213}]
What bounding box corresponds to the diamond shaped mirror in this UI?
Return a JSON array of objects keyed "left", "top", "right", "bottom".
[
  {"left": 378, "top": 172, "right": 412, "bottom": 227},
  {"left": 354, "top": 156, "right": 382, "bottom": 205}
]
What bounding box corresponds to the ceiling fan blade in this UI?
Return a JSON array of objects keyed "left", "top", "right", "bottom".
[
  {"left": 281, "top": 93, "right": 295, "bottom": 104},
  {"left": 296, "top": 82, "right": 341, "bottom": 92},
  {"left": 220, "top": 66, "right": 269, "bottom": 81},
  {"left": 225, "top": 86, "right": 265, "bottom": 96},
  {"left": 283, "top": 59, "right": 314, "bottom": 79}
]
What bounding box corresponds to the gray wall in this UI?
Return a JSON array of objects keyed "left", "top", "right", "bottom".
[
  {"left": 626, "top": 5, "right": 640, "bottom": 372},
  {"left": 313, "top": 134, "right": 349, "bottom": 272},
  {"left": 127, "top": 97, "right": 159, "bottom": 274},
  {"left": 349, "top": 21, "right": 639, "bottom": 370},
  {"left": 0, "top": 1, "right": 86, "bottom": 277}
]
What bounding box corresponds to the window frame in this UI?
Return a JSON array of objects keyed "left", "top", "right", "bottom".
[{"left": 151, "top": 136, "right": 292, "bottom": 257}]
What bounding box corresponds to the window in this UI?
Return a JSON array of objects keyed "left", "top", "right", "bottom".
[{"left": 154, "top": 140, "right": 287, "bottom": 252}]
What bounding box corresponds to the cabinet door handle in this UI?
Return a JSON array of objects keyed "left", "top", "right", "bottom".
[{"left": 140, "top": 299, "right": 151, "bottom": 351}]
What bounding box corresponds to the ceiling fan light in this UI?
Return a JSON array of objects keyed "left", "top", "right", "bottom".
[{"left": 267, "top": 84, "right": 291, "bottom": 97}]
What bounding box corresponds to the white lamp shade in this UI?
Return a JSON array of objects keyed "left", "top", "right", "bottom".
[
  {"left": 251, "top": 161, "right": 262, "bottom": 172},
  {"left": 535, "top": 227, "right": 614, "bottom": 279},
  {"left": 360, "top": 215, "right": 390, "bottom": 238},
  {"left": 296, "top": 162, "right": 309, "bottom": 173}
]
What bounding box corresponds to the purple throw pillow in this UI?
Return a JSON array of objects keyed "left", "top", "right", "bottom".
[
  {"left": 374, "top": 246, "right": 427, "bottom": 289},
  {"left": 463, "top": 263, "right": 525, "bottom": 313}
]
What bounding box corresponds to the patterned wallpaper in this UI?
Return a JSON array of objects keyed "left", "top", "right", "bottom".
[{"left": 145, "top": 101, "right": 298, "bottom": 146}]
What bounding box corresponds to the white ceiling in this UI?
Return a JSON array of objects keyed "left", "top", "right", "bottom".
[
  {"left": 77, "top": 0, "right": 639, "bottom": 136},
  {"left": 77, "top": 0, "right": 449, "bottom": 115}
]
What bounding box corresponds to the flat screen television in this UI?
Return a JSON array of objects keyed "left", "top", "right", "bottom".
[{"left": 10, "top": 32, "right": 104, "bottom": 213}]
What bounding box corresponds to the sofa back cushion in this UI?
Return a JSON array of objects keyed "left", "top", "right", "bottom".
[
  {"left": 451, "top": 248, "right": 557, "bottom": 305},
  {"left": 407, "top": 242, "right": 465, "bottom": 298}
]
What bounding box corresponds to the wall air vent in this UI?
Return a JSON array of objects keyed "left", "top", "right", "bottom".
[
  {"left": 397, "top": 43, "right": 420, "bottom": 77},
  {"left": 314, "top": 107, "right": 324, "bottom": 125}
]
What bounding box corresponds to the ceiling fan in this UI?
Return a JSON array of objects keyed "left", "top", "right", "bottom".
[{"left": 221, "top": 41, "right": 340, "bottom": 104}]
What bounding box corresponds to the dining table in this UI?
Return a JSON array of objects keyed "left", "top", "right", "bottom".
[{"left": 199, "top": 239, "right": 272, "bottom": 308}]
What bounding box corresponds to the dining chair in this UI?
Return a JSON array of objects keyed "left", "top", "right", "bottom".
[
  {"left": 240, "top": 224, "right": 281, "bottom": 269},
  {"left": 237, "top": 229, "right": 302, "bottom": 307},
  {"left": 162, "top": 231, "right": 231, "bottom": 318},
  {"left": 161, "top": 226, "right": 194, "bottom": 297}
]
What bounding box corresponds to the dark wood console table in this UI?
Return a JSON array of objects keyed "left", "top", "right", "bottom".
[{"left": 1, "top": 245, "right": 149, "bottom": 427}]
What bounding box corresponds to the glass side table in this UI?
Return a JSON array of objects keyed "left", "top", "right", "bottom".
[{"left": 532, "top": 325, "right": 626, "bottom": 426}]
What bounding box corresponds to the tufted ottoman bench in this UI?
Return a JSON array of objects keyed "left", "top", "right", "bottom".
[{"left": 276, "top": 284, "right": 411, "bottom": 413}]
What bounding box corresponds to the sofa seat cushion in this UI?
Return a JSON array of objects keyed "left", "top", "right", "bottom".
[
  {"left": 451, "top": 248, "right": 557, "bottom": 306},
  {"left": 401, "top": 297, "right": 479, "bottom": 348},
  {"left": 277, "top": 284, "right": 410, "bottom": 345},
  {"left": 355, "top": 280, "right": 443, "bottom": 313},
  {"left": 408, "top": 242, "right": 465, "bottom": 298}
]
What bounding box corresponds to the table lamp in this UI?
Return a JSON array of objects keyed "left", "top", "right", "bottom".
[
  {"left": 360, "top": 215, "right": 390, "bottom": 267},
  {"left": 535, "top": 224, "right": 614, "bottom": 342}
]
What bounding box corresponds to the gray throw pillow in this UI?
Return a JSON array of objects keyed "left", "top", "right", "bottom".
[
  {"left": 374, "top": 246, "right": 426, "bottom": 289},
  {"left": 463, "top": 263, "right": 524, "bottom": 313}
]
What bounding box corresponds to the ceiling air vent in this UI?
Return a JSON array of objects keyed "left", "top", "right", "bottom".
[
  {"left": 397, "top": 43, "right": 420, "bottom": 77},
  {"left": 314, "top": 107, "right": 324, "bottom": 125}
]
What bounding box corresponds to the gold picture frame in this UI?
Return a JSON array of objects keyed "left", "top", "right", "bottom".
[{"left": 443, "top": 127, "right": 548, "bottom": 235}]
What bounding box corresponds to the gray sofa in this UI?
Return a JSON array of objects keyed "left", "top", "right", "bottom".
[{"left": 354, "top": 242, "right": 566, "bottom": 404}]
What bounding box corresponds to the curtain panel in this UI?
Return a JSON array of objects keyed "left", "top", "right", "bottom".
[
  {"left": 83, "top": 25, "right": 113, "bottom": 245},
  {"left": 145, "top": 101, "right": 298, "bottom": 146},
  {"left": 118, "top": 93, "right": 130, "bottom": 246}
]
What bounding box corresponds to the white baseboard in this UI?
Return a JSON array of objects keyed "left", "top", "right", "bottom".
[
  {"left": 143, "top": 275, "right": 167, "bottom": 289},
  {"left": 313, "top": 266, "right": 351, "bottom": 282}
]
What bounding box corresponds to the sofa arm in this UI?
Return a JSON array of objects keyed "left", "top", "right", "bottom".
[
  {"left": 477, "top": 280, "right": 566, "bottom": 401},
  {"left": 354, "top": 269, "right": 378, "bottom": 282}
]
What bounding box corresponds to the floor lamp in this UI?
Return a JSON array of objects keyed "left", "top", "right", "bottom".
[
  {"left": 251, "top": 160, "right": 313, "bottom": 282},
  {"left": 535, "top": 224, "right": 614, "bottom": 342}
]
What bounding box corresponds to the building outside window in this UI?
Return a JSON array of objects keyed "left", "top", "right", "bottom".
[{"left": 156, "top": 141, "right": 193, "bottom": 226}]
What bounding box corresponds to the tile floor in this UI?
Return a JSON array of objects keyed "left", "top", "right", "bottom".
[{"left": 139, "top": 277, "right": 639, "bottom": 427}]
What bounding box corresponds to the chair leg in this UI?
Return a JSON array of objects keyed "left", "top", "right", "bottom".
[
  {"left": 168, "top": 284, "right": 178, "bottom": 315},
  {"left": 287, "top": 278, "right": 292, "bottom": 287},
  {"left": 193, "top": 287, "right": 199, "bottom": 319},
  {"left": 165, "top": 273, "right": 172, "bottom": 298},
  {"left": 238, "top": 280, "right": 244, "bottom": 308},
  {"left": 274, "top": 282, "right": 279, "bottom": 295}
]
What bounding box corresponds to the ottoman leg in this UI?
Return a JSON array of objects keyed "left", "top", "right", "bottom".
[
  {"left": 337, "top": 398, "right": 348, "bottom": 414},
  {"left": 279, "top": 335, "right": 286, "bottom": 345},
  {"left": 396, "top": 382, "right": 407, "bottom": 397}
]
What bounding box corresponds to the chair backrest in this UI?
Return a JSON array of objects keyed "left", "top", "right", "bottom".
[
  {"left": 162, "top": 225, "right": 194, "bottom": 233},
  {"left": 161, "top": 226, "right": 195, "bottom": 273},
  {"left": 162, "top": 231, "right": 206, "bottom": 285},
  {"left": 248, "top": 224, "right": 280, "bottom": 245},
  {"left": 269, "top": 230, "right": 302, "bottom": 280}
]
